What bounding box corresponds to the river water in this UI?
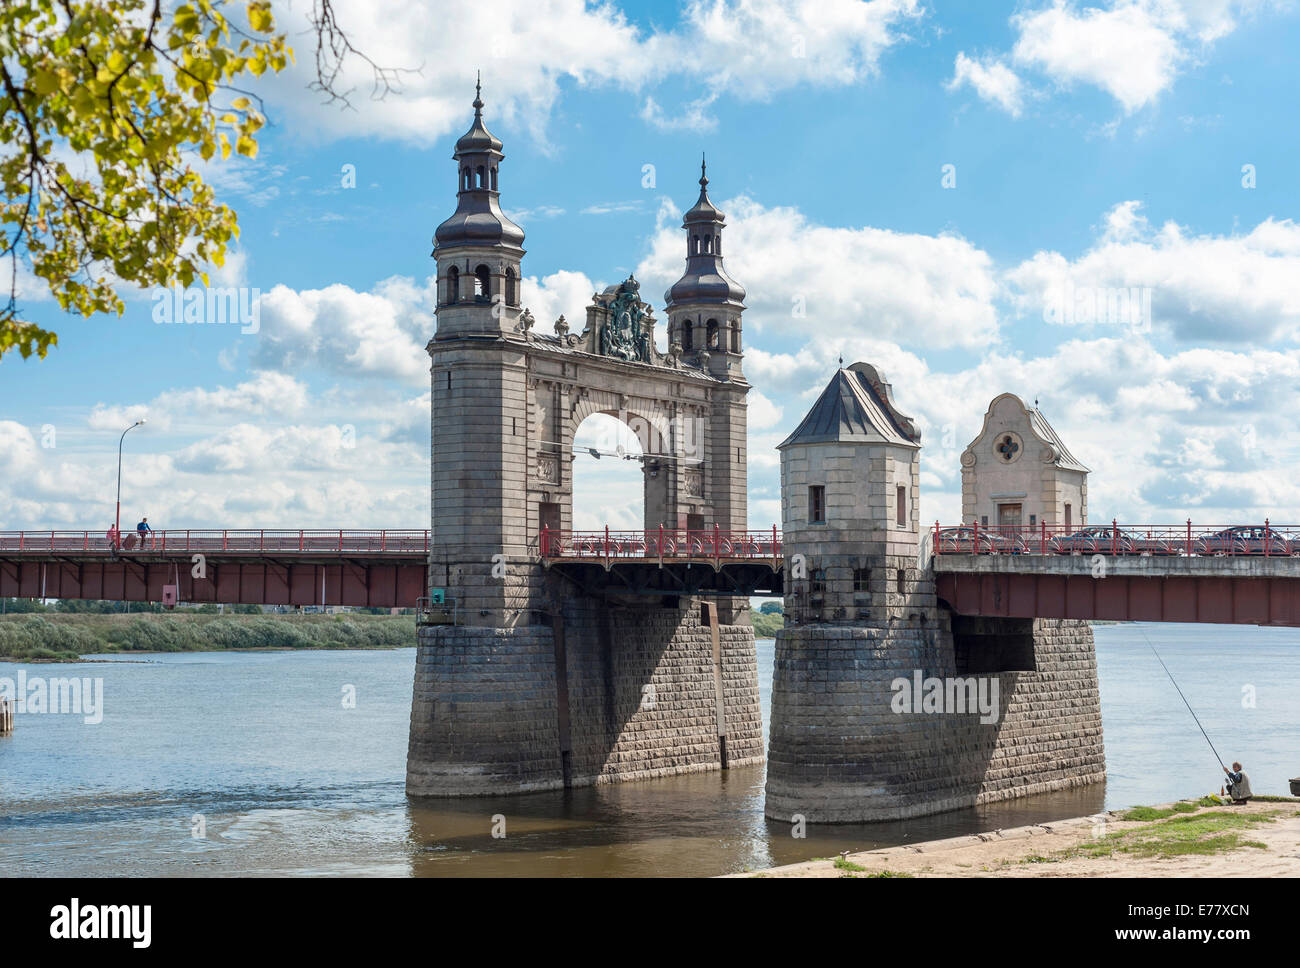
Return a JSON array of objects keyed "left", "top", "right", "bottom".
[{"left": 2, "top": 623, "right": 1296, "bottom": 876}]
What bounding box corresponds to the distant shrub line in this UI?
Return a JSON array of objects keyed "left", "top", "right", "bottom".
[{"left": 0, "top": 613, "right": 414, "bottom": 662}]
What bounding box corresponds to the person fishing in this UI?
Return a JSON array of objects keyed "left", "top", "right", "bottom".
[
  {"left": 1223, "top": 762, "right": 1252, "bottom": 805},
  {"left": 1145, "top": 630, "right": 1244, "bottom": 804}
]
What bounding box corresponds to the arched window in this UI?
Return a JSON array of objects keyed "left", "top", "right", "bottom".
[
  {"left": 504, "top": 267, "right": 516, "bottom": 307},
  {"left": 474, "top": 264, "right": 491, "bottom": 301},
  {"left": 475, "top": 166, "right": 485, "bottom": 189},
  {"left": 681, "top": 318, "right": 694, "bottom": 351},
  {"left": 490, "top": 167, "right": 498, "bottom": 190},
  {"left": 703, "top": 235, "right": 712, "bottom": 254},
  {"left": 714, "top": 234, "right": 722, "bottom": 255},
  {"left": 729, "top": 321, "right": 740, "bottom": 353},
  {"left": 706, "top": 318, "right": 719, "bottom": 349},
  {"left": 446, "top": 266, "right": 460, "bottom": 303},
  {"left": 691, "top": 235, "right": 699, "bottom": 255},
  {"left": 460, "top": 167, "right": 469, "bottom": 191}
]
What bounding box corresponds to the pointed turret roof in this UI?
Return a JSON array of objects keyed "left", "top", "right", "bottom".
[
  {"left": 665, "top": 155, "right": 746, "bottom": 308},
  {"left": 434, "top": 77, "right": 524, "bottom": 251},
  {"left": 684, "top": 156, "right": 724, "bottom": 223},
  {"left": 779, "top": 363, "right": 920, "bottom": 449},
  {"left": 455, "top": 74, "right": 503, "bottom": 154}
]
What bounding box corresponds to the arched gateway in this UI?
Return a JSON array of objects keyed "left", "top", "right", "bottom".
[{"left": 407, "top": 83, "right": 765, "bottom": 796}]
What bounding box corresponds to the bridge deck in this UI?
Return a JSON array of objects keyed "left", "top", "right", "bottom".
[
  {"left": 935, "top": 552, "right": 1300, "bottom": 627},
  {"left": 538, "top": 529, "right": 784, "bottom": 597},
  {"left": 0, "top": 529, "right": 430, "bottom": 557},
  {"left": 0, "top": 530, "right": 430, "bottom": 608}
]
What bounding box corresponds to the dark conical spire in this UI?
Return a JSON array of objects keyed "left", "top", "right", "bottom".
[
  {"left": 455, "top": 73, "right": 503, "bottom": 155},
  {"left": 666, "top": 156, "right": 745, "bottom": 309},
  {"left": 685, "top": 152, "right": 723, "bottom": 224},
  {"left": 435, "top": 75, "right": 523, "bottom": 251}
]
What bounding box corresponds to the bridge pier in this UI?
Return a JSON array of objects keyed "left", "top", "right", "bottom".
[
  {"left": 766, "top": 611, "right": 1105, "bottom": 823},
  {"left": 405, "top": 592, "right": 763, "bottom": 797},
  {"left": 765, "top": 363, "right": 1105, "bottom": 823}
]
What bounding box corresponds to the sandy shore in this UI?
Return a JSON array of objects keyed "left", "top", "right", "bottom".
[{"left": 733, "top": 798, "right": 1300, "bottom": 878}]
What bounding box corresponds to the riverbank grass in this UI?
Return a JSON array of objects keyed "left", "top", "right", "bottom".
[
  {"left": 1070, "top": 807, "right": 1278, "bottom": 860},
  {"left": 0, "top": 612, "right": 415, "bottom": 662},
  {"left": 1119, "top": 801, "right": 1201, "bottom": 821}
]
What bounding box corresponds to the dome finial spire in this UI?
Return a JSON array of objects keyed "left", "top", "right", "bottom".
[
  {"left": 700, "top": 152, "right": 708, "bottom": 188},
  {"left": 473, "top": 71, "right": 483, "bottom": 117}
]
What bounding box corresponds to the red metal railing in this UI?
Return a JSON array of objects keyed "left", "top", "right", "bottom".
[
  {"left": 540, "top": 526, "right": 782, "bottom": 563},
  {"left": 0, "top": 530, "right": 431, "bottom": 555},
  {"left": 932, "top": 519, "right": 1300, "bottom": 557}
]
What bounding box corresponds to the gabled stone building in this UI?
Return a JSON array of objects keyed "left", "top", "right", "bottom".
[{"left": 960, "top": 393, "right": 1089, "bottom": 534}]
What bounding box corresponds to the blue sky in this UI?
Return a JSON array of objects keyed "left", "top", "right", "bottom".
[{"left": 3, "top": 0, "right": 1300, "bottom": 534}]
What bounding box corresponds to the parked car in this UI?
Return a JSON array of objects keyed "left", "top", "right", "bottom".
[
  {"left": 934, "top": 526, "right": 1021, "bottom": 554},
  {"left": 1048, "top": 526, "right": 1137, "bottom": 555},
  {"left": 935, "top": 526, "right": 995, "bottom": 554},
  {"left": 1126, "top": 530, "right": 1186, "bottom": 556},
  {"left": 1195, "top": 525, "right": 1289, "bottom": 556},
  {"left": 986, "top": 530, "right": 1030, "bottom": 554}
]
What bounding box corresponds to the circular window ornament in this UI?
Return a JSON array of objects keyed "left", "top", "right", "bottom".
[{"left": 994, "top": 432, "right": 1023, "bottom": 464}]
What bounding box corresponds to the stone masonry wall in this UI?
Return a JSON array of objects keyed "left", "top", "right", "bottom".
[
  {"left": 765, "top": 615, "right": 1104, "bottom": 823},
  {"left": 407, "top": 625, "right": 561, "bottom": 796},
  {"left": 407, "top": 597, "right": 764, "bottom": 797}
]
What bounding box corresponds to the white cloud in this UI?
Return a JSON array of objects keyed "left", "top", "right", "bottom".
[
  {"left": 1006, "top": 202, "right": 1300, "bottom": 343},
  {"left": 249, "top": 269, "right": 613, "bottom": 387},
  {"left": 87, "top": 372, "right": 310, "bottom": 435},
  {"left": 1001, "top": 1, "right": 1279, "bottom": 114},
  {"left": 947, "top": 52, "right": 1026, "bottom": 116},
  {"left": 518, "top": 270, "right": 602, "bottom": 333},
  {"left": 258, "top": 0, "right": 926, "bottom": 144},
  {"left": 87, "top": 404, "right": 154, "bottom": 433},
  {"left": 580, "top": 201, "right": 647, "bottom": 216},
  {"left": 641, "top": 93, "right": 719, "bottom": 133},
  {"left": 637, "top": 195, "right": 1000, "bottom": 349},
  {"left": 1, "top": 380, "right": 428, "bottom": 532},
  {"left": 504, "top": 205, "right": 567, "bottom": 224},
  {"left": 748, "top": 391, "right": 784, "bottom": 430},
  {"left": 748, "top": 333, "right": 1300, "bottom": 525},
  {"left": 173, "top": 423, "right": 371, "bottom": 474},
  {"left": 1012, "top": 1, "right": 1185, "bottom": 113},
  {"left": 678, "top": 0, "right": 924, "bottom": 96},
  {"left": 254, "top": 276, "right": 435, "bottom": 385}
]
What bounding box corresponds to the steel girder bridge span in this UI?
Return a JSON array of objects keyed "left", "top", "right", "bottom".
[
  {"left": 539, "top": 528, "right": 785, "bottom": 598},
  {"left": 0, "top": 530, "right": 430, "bottom": 609},
  {"left": 933, "top": 520, "right": 1300, "bottom": 627}
]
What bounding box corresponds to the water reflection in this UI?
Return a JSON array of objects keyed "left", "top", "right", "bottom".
[
  {"left": 402, "top": 766, "right": 1106, "bottom": 877},
  {"left": 2, "top": 622, "right": 1296, "bottom": 877}
]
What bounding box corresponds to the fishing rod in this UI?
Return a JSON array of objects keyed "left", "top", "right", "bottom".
[{"left": 1138, "top": 625, "right": 1226, "bottom": 771}]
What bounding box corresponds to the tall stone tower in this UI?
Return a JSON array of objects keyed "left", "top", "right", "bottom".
[
  {"left": 409, "top": 92, "right": 764, "bottom": 797},
  {"left": 665, "top": 159, "right": 749, "bottom": 623},
  {"left": 766, "top": 362, "right": 1105, "bottom": 823},
  {"left": 433, "top": 76, "right": 525, "bottom": 339},
  {"left": 665, "top": 158, "right": 746, "bottom": 380},
  {"left": 427, "top": 80, "right": 531, "bottom": 624}
]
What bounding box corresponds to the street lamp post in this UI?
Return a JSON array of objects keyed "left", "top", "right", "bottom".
[{"left": 115, "top": 419, "right": 146, "bottom": 549}]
